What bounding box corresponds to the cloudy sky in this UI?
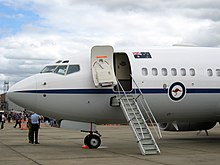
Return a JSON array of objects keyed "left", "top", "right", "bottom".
[{"left": 0, "top": 0, "right": 220, "bottom": 93}]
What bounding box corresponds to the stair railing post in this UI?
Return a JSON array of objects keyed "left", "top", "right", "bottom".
[
  {"left": 116, "top": 79, "right": 145, "bottom": 140},
  {"left": 130, "top": 74, "right": 162, "bottom": 139}
]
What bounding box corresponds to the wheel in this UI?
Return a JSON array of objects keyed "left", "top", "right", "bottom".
[
  {"left": 84, "top": 134, "right": 90, "bottom": 145},
  {"left": 86, "top": 134, "right": 101, "bottom": 149}
]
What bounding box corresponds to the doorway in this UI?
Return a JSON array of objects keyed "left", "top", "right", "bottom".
[{"left": 113, "top": 53, "right": 132, "bottom": 91}]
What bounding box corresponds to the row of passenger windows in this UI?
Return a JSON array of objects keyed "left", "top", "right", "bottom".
[
  {"left": 142, "top": 68, "right": 220, "bottom": 77},
  {"left": 41, "top": 65, "right": 80, "bottom": 75}
]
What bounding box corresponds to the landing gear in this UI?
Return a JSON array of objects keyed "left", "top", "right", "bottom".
[
  {"left": 81, "top": 122, "right": 102, "bottom": 149},
  {"left": 84, "top": 134, "right": 101, "bottom": 149}
]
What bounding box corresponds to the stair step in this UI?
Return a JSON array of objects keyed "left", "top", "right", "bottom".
[
  {"left": 138, "top": 134, "right": 151, "bottom": 139},
  {"left": 137, "top": 128, "right": 148, "bottom": 131},
  {"left": 142, "top": 144, "right": 157, "bottom": 150},
  {"left": 119, "top": 95, "right": 160, "bottom": 155},
  {"left": 127, "top": 110, "right": 139, "bottom": 114},
  {"left": 137, "top": 130, "right": 149, "bottom": 135},
  {"left": 126, "top": 107, "right": 138, "bottom": 110},
  {"left": 127, "top": 109, "right": 139, "bottom": 113},
  {"left": 121, "top": 97, "right": 134, "bottom": 100},
  {"left": 123, "top": 100, "right": 134, "bottom": 103},
  {"left": 132, "top": 119, "right": 145, "bottom": 124},
  {"left": 129, "top": 114, "right": 142, "bottom": 118},
  {"left": 126, "top": 106, "right": 138, "bottom": 109},
  {"left": 141, "top": 139, "right": 154, "bottom": 145},
  {"left": 144, "top": 150, "right": 160, "bottom": 155},
  {"left": 133, "top": 123, "right": 146, "bottom": 127},
  {"left": 124, "top": 104, "right": 135, "bottom": 107},
  {"left": 133, "top": 123, "right": 146, "bottom": 128}
]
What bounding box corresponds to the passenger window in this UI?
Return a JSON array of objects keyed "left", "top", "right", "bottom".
[
  {"left": 171, "top": 68, "right": 177, "bottom": 76},
  {"left": 162, "top": 68, "right": 167, "bottom": 76},
  {"left": 180, "top": 68, "right": 186, "bottom": 76},
  {"left": 41, "top": 65, "right": 57, "bottom": 73},
  {"left": 54, "top": 65, "right": 67, "bottom": 75},
  {"left": 190, "top": 68, "right": 195, "bottom": 76},
  {"left": 67, "top": 65, "right": 80, "bottom": 75},
  {"left": 152, "top": 68, "right": 158, "bottom": 76},
  {"left": 207, "top": 69, "right": 213, "bottom": 76},
  {"left": 142, "top": 68, "right": 148, "bottom": 76},
  {"left": 216, "top": 69, "right": 220, "bottom": 77}
]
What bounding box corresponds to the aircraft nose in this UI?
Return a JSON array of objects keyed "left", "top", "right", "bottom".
[{"left": 7, "top": 75, "right": 38, "bottom": 110}]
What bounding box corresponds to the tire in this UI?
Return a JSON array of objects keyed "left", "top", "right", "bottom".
[
  {"left": 86, "top": 134, "right": 101, "bottom": 149},
  {"left": 84, "top": 135, "right": 90, "bottom": 145}
]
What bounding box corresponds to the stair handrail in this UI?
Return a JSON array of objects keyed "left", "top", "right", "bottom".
[
  {"left": 130, "top": 74, "right": 162, "bottom": 139},
  {"left": 116, "top": 79, "right": 145, "bottom": 139}
]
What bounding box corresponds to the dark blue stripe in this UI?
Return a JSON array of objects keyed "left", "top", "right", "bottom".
[
  {"left": 141, "top": 89, "right": 168, "bottom": 94},
  {"left": 17, "top": 89, "right": 115, "bottom": 94},
  {"left": 187, "top": 88, "right": 220, "bottom": 94},
  {"left": 15, "top": 88, "right": 220, "bottom": 94}
]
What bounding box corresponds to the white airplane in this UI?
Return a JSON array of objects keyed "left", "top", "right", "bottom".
[{"left": 7, "top": 45, "right": 220, "bottom": 155}]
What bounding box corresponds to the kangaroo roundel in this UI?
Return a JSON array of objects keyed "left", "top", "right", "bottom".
[{"left": 169, "top": 82, "right": 186, "bottom": 101}]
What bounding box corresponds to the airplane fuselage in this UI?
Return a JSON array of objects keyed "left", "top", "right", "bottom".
[{"left": 7, "top": 46, "right": 220, "bottom": 125}]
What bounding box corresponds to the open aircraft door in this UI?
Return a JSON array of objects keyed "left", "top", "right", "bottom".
[{"left": 91, "top": 46, "right": 117, "bottom": 87}]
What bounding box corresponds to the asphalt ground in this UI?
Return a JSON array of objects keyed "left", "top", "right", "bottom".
[{"left": 0, "top": 122, "right": 220, "bottom": 165}]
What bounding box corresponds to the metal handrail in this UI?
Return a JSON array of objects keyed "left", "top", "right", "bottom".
[
  {"left": 130, "top": 75, "right": 162, "bottom": 139},
  {"left": 116, "top": 79, "right": 145, "bottom": 139}
]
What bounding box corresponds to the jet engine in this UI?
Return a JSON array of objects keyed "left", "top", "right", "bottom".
[{"left": 159, "top": 122, "right": 216, "bottom": 131}]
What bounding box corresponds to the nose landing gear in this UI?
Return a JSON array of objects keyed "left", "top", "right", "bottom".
[
  {"left": 84, "top": 133, "right": 101, "bottom": 149},
  {"left": 81, "top": 122, "right": 102, "bottom": 149}
]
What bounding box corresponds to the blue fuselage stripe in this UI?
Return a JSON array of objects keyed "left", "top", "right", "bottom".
[{"left": 15, "top": 88, "right": 220, "bottom": 94}]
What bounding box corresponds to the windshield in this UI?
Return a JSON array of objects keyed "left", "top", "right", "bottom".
[
  {"left": 40, "top": 64, "right": 80, "bottom": 75},
  {"left": 54, "top": 65, "right": 68, "bottom": 75},
  {"left": 41, "top": 65, "right": 57, "bottom": 73},
  {"left": 66, "top": 65, "right": 80, "bottom": 75}
]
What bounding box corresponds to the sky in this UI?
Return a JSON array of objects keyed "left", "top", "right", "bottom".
[{"left": 1, "top": 0, "right": 220, "bottom": 93}]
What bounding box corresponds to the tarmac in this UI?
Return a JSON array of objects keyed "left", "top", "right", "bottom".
[{"left": 1, "top": 122, "right": 220, "bottom": 165}]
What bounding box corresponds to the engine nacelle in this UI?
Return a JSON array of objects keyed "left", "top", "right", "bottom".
[{"left": 159, "top": 122, "right": 216, "bottom": 131}]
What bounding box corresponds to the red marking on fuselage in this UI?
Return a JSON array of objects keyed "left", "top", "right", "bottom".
[{"left": 172, "top": 88, "right": 182, "bottom": 96}]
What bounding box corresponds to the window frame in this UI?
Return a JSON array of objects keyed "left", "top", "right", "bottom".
[
  {"left": 66, "top": 65, "right": 80, "bottom": 75},
  {"left": 216, "top": 69, "right": 220, "bottom": 77},
  {"left": 161, "top": 68, "right": 168, "bottom": 76},
  {"left": 207, "top": 69, "right": 213, "bottom": 77},
  {"left": 171, "top": 68, "right": 177, "bottom": 76},
  {"left": 54, "top": 65, "right": 68, "bottom": 75},
  {"left": 180, "top": 68, "right": 186, "bottom": 76},
  {"left": 152, "top": 68, "right": 158, "bottom": 76},
  {"left": 189, "top": 68, "right": 195, "bottom": 76},
  {"left": 40, "top": 65, "right": 58, "bottom": 73}
]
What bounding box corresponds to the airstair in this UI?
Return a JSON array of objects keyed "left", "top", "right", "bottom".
[{"left": 116, "top": 76, "right": 162, "bottom": 155}]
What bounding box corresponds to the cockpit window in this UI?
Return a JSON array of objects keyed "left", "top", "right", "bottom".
[
  {"left": 66, "top": 65, "right": 80, "bottom": 75},
  {"left": 41, "top": 65, "right": 57, "bottom": 73},
  {"left": 54, "top": 65, "right": 67, "bottom": 75},
  {"left": 40, "top": 64, "right": 80, "bottom": 75}
]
